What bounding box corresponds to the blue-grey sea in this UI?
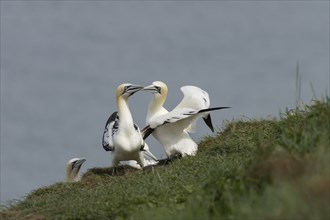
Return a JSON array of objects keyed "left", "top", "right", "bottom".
[{"left": 1, "top": 1, "right": 329, "bottom": 204}]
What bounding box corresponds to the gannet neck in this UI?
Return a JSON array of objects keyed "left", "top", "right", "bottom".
[
  {"left": 148, "top": 93, "right": 165, "bottom": 112},
  {"left": 66, "top": 164, "right": 74, "bottom": 182},
  {"left": 67, "top": 171, "right": 81, "bottom": 182},
  {"left": 114, "top": 83, "right": 143, "bottom": 129},
  {"left": 146, "top": 82, "right": 168, "bottom": 123},
  {"left": 116, "top": 95, "right": 134, "bottom": 130}
]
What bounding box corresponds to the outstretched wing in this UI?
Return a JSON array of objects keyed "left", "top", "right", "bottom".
[
  {"left": 142, "top": 106, "right": 230, "bottom": 139},
  {"left": 102, "top": 111, "right": 119, "bottom": 151},
  {"left": 174, "top": 86, "right": 211, "bottom": 133},
  {"left": 175, "top": 86, "right": 210, "bottom": 110},
  {"left": 141, "top": 108, "right": 196, "bottom": 140}
]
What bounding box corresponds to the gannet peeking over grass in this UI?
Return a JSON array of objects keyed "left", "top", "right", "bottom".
[
  {"left": 66, "top": 158, "right": 86, "bottom": 182},
  {"left": 102, "top": 83, "right": 158, "bottom": 170},
  {"left": 142, "top": 81, "right": 230, "bottom": 158}
]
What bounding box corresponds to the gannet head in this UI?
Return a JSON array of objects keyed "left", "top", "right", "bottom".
[
  {"left": 116, "top": 83, "right": 144, "bottom": 99},
  {"left": 66, "top": 158, "right": 86, "bottom": 182},
  {"left": 143, "top": 81, "right": 168, "bottom": 96}
]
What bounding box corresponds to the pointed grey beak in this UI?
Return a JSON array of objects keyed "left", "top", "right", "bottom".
[
  {"left": 73, "top": 158, "right": 86, "bottom": 169},
  {"left": 126, "top": 85, "right": 144, "bottom": 96},
  {"left": 143, "top": 85, "right": 160, "bottom": 93},
  {"left": 129, "top": 85, "right": 144, "bottom": 93}
]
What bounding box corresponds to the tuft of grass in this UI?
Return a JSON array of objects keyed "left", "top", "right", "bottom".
[{"left": 1, "top": 98, "right": 329, "bottom": 220}]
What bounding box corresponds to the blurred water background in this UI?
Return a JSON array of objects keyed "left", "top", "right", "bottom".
[{"left": 1, "top": 1, "right": 329, "bottom": 204}]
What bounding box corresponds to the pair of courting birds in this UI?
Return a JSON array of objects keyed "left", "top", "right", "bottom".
[
  {"left": 66, "top": 81, "right": 229, "bottom": 182},
  {"left": 102, "top": 81, "right": 230, "bottom": 169}
]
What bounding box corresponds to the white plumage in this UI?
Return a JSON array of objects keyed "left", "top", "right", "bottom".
[
  {"left": 142, "top": 81, "right": 229, "bottom": 158},
  {"left": 102, "top": 83, "right": 158, "bottom": 168}
]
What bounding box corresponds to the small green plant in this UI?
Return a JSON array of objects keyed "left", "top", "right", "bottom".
[{"left": 295, "top": 61, "right": 302, "bottom": 109}]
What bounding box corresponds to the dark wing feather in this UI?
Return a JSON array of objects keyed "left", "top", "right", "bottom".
[
  {"left": 141, "top": 125, "right": 155, "bottom": 140},
  {"left": 102, "top": 111, "right": 119, "bottom": 151},
  {"left": 197, "top": 107, "right": 231, "bottom": 114}
]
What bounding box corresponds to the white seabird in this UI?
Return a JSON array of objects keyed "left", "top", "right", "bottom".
[
  {"left": 102, "top": 83, "right": 158, "bottom": 169},
  {"left": 66, "top": 158, "right": 86, "bottom": 182},
  {"left": 142, "top": 81, "right": 230, "bottom": 158}
]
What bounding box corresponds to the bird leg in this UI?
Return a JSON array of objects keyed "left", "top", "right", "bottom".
[{"left": 111, "top": 167, "right": 118, "bottom": 176}]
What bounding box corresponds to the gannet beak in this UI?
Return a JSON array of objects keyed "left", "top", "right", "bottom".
[
  {"left": 73, "top": 158, "right": 86, "bottom": 169},
  {"left": 124, "top": 84, "right": 144, "bottom": 97},
  {"left": 143, "top": 85, "right": 160, "bottom": 93},
  {"left": 129, "top": 85, "right": 144, "bottom": 92}
]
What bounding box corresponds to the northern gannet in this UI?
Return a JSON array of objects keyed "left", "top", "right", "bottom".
[
  {"left": 66, "top": 158, "right": 86, "bottom": 182},
  {"left": 142, "top": 81, "right": 230, "bottom": 158},
  {"left": 102, "top": 83, "right": 158, "bottom": 169}
]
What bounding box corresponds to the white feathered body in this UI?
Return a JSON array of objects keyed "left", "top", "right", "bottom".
[
  {"left": 146, "top": 85, "right": 210, "bottom": 157},
  {"left": 152, "top": 122, "right": 198, "bottom": 157},
  {"left": 112, "top": 98, "right": 145, "bottom": 167},
  {"left": 112, "top": 128, "right": 144, "bottom": 166}
]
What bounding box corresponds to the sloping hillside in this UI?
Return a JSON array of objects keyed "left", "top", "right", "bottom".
[{"left": 1, "top": 98, "right": 329, "bottom": 220}]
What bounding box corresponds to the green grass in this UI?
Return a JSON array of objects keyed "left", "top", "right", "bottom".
[{"left": 1, "top": 98, "right": 329, "bottom": 220}]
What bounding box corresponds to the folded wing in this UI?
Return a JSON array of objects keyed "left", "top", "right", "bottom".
[{"left": 102, "top": 111, "right": 119, "bottom": 151}]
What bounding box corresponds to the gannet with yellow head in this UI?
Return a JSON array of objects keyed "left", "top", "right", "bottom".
[
  {"left": 66, "top": 158, "right": 86, "bottom": 182},
  {"left": 102, "top": 83, "right": 158, "bottom": 168},
  {"left": 142, "top": 81, "right": 230, "bottom": 158}
]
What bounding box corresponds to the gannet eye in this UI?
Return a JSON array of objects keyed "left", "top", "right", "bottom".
[
  {"left": 124, "top": 85, "right": 131, "bottom": 93},
  {"left": 155, "top": 86, "right": 161, "bottom": 94},
  {"left": 71, "top": 161, "right": 77, "bottom": 169},
  {"left": 121, "top": 85, "right": 132, "bottom": 95}
]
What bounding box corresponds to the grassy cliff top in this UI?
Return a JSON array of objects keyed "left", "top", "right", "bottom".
[{"left": 1, "top": 98, "right": 329, "bottom": 220}]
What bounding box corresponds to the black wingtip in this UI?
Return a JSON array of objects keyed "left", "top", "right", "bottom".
[
  {"left": 200, "top": 107, "right": 231, "bottom": 132},
  {"left": 103, "top": 144, "right": 113, "bottom": 152},
  {"left": 203, "top": 114, "right": 214, "bottom": 132},
  {"left": 198, "top": 107, "right": 231, "bottom": 114}
]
